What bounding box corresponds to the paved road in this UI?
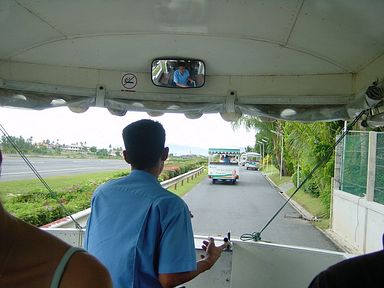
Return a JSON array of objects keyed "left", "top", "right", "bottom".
[
  {"left": 1, "top": 156, "right": 128, "bottom": 181},
  {"left": 183, "top": 167, "right": 340, "bottom": 251}
]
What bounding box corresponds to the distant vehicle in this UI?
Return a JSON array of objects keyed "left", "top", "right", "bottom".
[
  {"left": 240, "top": 153, "right": 247, "bottom": 166},
  {"left": 208, "top": 148, "right": 240, "bottom": 184},
  {"left": 245, "top": 152, "right": 261, "bottom": 170}
]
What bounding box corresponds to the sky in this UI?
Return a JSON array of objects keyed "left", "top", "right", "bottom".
[{"left": 0, "top": 107, "right": 257, "bottom": 155}]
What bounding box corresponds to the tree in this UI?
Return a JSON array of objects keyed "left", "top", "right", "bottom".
[
  {"left": 1, "top": 135, "right": 34, "bottom": 153},
  {"left": 233, "top": 116, "right": 289, "bottom": 175},
  {"left": 96, "top": 148, "right": 109, "bottom": 157},
  {"left": 234, "top": 115, "right": 344, "bottom": 214},
  {"left": 90, "top": 146, "right": 97, "bottom": 153}
]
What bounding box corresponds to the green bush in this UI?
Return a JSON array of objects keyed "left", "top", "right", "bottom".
[{"left": 4, "top": 158, "right": 205, "bottom": 226}]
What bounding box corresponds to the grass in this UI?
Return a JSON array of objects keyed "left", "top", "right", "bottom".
[
  {"left": 0, "top": 169, "right": 129, "bottom": 200},
  {"left": 168, "top": 169, "right": 207, "bottom": 197},
  {"left": 261, "top": 164, "right": 292, "bottom": 186},
  {"left": 0, "top": 167, "right": 207, "bottom": 200},
  {"left": 262, "top": 164, "right": 330, "bottom": 229},
  {"left": 286, "top": 187, "right": 327, "bottom": 218},
  {"left": 286, "top": 186, "right": 330, "bottom": 229},
  {"left": 268, "top": 173, "right": 292, "bottom": 187}
]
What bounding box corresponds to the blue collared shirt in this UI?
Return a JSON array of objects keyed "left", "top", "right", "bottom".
[
  {"left": 173, "top": 69, "right": 190, "bottom": 85},
  {"left": 84, "top": 170, "right": 196, "bottom": 288}
]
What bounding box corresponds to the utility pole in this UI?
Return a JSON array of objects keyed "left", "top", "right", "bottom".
[{"left": 271, "top": 130, "right": 284, "bottom": 180}]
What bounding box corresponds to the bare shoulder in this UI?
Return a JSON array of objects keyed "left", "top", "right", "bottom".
[{"left": 60, "top": 251, "right": 112, "bottom": 288}]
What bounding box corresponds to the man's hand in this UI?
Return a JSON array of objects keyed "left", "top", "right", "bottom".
[
  {"left": 158, "top": 237, "right": 229, "bottom": 288},
  {"left": 200, "top": 237, "right": 229, "bottom": 269}
]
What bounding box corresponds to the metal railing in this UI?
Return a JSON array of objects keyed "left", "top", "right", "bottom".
[{"left": 161, "top": 166, "right": 204, "bottom": 189}]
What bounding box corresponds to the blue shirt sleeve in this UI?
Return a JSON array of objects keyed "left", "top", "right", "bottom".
[
  {"left": 173, "top": 70, "right": 180, "bottom": 84},
  {"left": 156, "top": 196, "right": 197, "bottom": 274}
]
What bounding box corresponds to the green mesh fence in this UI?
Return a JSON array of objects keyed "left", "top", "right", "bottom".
[
  {"left": 340, "top": 133, "right": 369, "bottom": 197},
  {"left": 374, "top": 133, "right": 384, "bottom": 205}
]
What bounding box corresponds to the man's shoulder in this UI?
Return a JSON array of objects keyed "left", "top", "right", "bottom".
[
  {"left": 174, "top": 70, "right": 180, "bottom": 79},
  {"left": 94, "top": 176, "right": 127, "bottom": 191},
  {"left": 153, "top": 189, "right": 187, "bottom": 211}
]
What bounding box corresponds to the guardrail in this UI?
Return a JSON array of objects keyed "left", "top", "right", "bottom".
[
  {"left": 43, "top": 166, "right": 205, "bottom": 228},
  {"left": 161, "top": 166, "right": 204, "bottom": 189}
]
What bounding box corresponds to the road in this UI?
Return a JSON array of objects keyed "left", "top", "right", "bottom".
[
  {"left": 184, "top": 167, "right": 340, "bottom": 251},
  {"left": 2, "top": 157, "right": 339, "bottom": 251},
  {"left": 0, "top": 156, "right": 128, "bottom": 181}
]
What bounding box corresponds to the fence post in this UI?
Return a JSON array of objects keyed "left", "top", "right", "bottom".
[
  {"left": 334, "top": 134, "right": 343, "bottom": 190},
  {"left": 366, "top": 131, "right": 377, "bottom": 202}
]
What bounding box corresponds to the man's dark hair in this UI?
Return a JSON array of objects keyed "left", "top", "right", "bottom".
[{"left": 122, "top": 119, "right": 165, "bottom": 170}]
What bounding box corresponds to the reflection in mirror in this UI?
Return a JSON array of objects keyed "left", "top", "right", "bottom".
[{"left": 151, "top": 59, "right": 205, "bottom": 88}]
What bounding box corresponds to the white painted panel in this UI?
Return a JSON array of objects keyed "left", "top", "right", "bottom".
[
  {"left": 0, "top": 0, "right": 62, "bottom": 58},
  {"left": 365, "top": 203, "right": 384, "bottom": 252},
  {"left": 12, "top": 35, "right": 343, "bottom": 75},
  {"left": 230, "top": 241, "right": 346, "bottom": 288},
  {"left": 332, "top": 190, "right": 384, "bottom": 253},
  {"left": 17, "top": 0, "right": 300, "bottom": 43},
  {"left": 0, "top": 61, "right": 353, "bottom": 97},
  {"left": 332, "top": 190, "right": 365, "bottom": 251},
  {"left": 44, "top": 229, "right": 347, "bottom": 288},
  {"left": 43, "top": 228, "right": 85, "bottom": 247},
  {"left": 290, "top": 0, "right": 384, "bottom": 72}
]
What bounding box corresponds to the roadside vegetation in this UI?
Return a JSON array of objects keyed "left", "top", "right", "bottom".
[
  {"left": 0, "top": 135, "right": 123, "bottom": 159},
  {"left": 261, "top": 161, "right": 330, "bottom": 230},
  {"left": 1, "top": 156, "right": 206, "bottom": 226},
  {"left": 235, "top": 117, "right": 344, "bottom": 227}
]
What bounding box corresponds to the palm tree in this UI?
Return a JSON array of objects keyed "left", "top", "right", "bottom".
[{"left": 233, "top": 116, "right": 289, "bottom": 175}]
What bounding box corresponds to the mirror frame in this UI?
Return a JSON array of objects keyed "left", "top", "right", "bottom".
[{"left": 151, "top": 58, "right": 206, "bottom": 89}]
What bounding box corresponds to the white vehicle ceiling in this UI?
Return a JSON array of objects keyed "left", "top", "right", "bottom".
[{"left": 0, "top": 0, "right": 383, "bottom": 121}]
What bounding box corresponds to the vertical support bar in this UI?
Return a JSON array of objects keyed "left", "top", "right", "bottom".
[
  {"left": 330, "top": 177, "right": 334, "bottom": 229},
  {"left": 366, "top": 131, "right": 377, "bottom": 202},
  {"left": 296, "top": 163, "right": 300, "bottom": 187},
  {"left": 333, "top": 134, "right": 343, "bottom": 190},
  {"left": 280, "top": 134, "right": 283, "bottom": 180},
  {"left": 363, "top": 131, "right": 377, "bottom": 253},
  {"left": 340, "top": 121, "right": 348, "bottom": 191}
]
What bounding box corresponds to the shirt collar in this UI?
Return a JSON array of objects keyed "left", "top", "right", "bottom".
[{"left": 129, "top": 169, "right": 159, "bottom": 182}]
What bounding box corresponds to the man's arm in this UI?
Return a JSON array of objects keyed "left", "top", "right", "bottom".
[
  {"left": 175, "top": 82, "right": 188, "bottom": 88},
  {"left": 158, "top": 238, "right": 228, "bottom": 288}
]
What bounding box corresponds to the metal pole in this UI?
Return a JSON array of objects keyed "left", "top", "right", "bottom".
[
  {"left": 280, "top": 134, "right": 283, "bottom": 180},
  {"left": 297, "top": 163, "right": 300, "bottom": 187},
  {"left": 262, "top": 143, "right": 265, "bottom": 162},
  {"left": 340, "top": 121, "right": 348, "bottom": 191}
]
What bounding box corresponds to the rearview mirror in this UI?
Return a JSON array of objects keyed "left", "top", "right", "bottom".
[{"left": 151, "top": 59, "right": 205, "bottom": 88}]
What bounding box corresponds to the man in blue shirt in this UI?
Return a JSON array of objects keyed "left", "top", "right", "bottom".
[
  {"left": 173, "top": 63, "right": 193, "bottom": 87},
  {"left": 85, "top": 119, "right": 227, "bottom": 288}
]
